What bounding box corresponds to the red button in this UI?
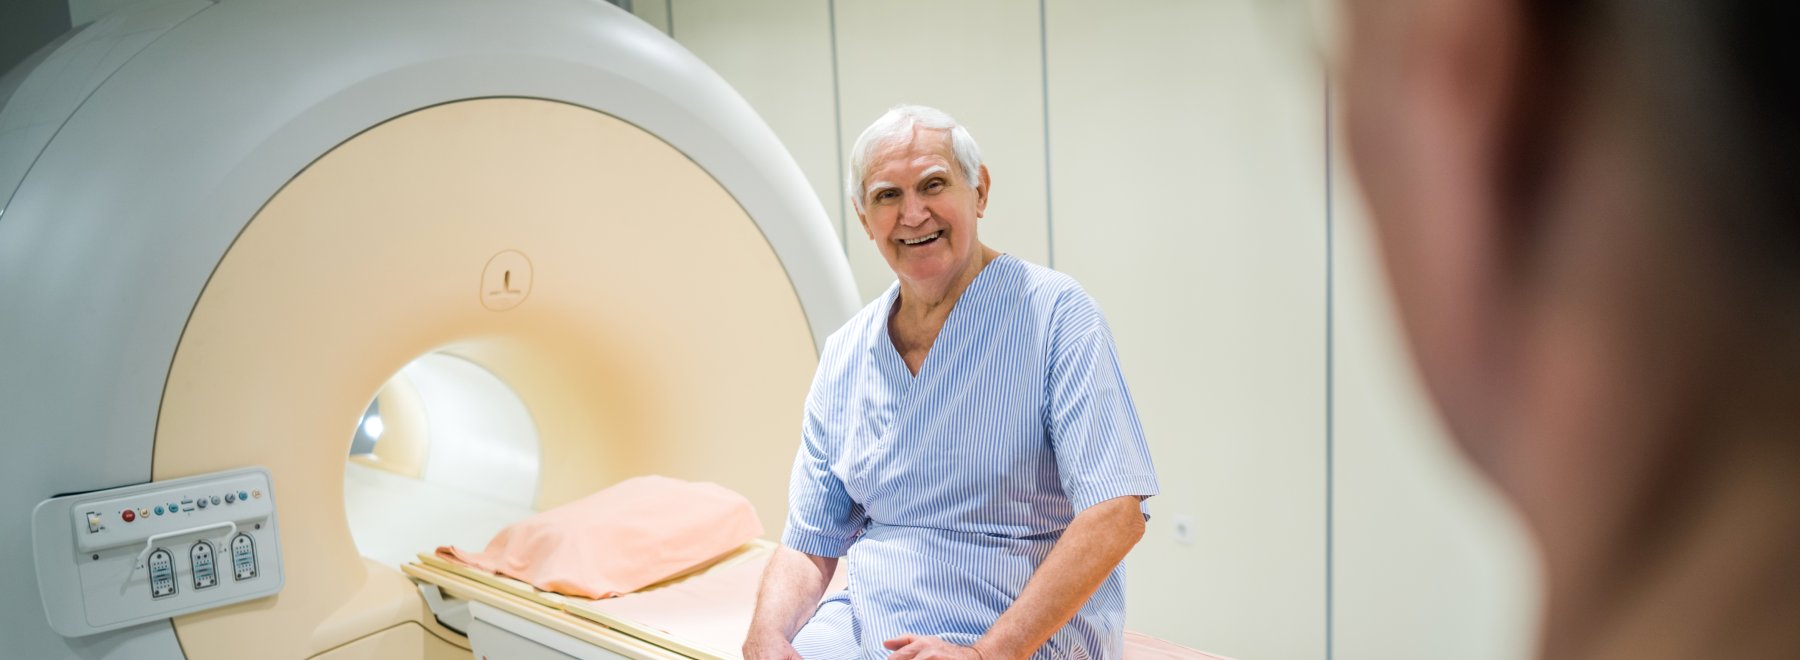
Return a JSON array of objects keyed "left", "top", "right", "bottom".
[{"left": 121, "top": 509, "right": 136, "bottom": 522}]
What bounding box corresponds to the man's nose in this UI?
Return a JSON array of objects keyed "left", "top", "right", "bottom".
[{"left": 899, "top": 194, "right": 928, "bottom": 226}]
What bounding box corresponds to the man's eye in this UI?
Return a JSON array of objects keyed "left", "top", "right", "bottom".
[
  {"left": 876, "top": 190, "right": 898, "bottom": 201},
  {"left": 925, "top": 179, "right": 945, "bottom": 191}
]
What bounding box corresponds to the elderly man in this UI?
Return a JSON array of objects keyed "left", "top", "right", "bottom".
[
  {"left": 1344, "top": 1, "right": 1800, "bottom": 659},
  {"left": 743, "top": 105, "right": 1159, "bottom": 660}
]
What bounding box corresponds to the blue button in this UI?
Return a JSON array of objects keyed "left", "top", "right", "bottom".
[
  {"left": 154, "top": 506, "right": 165, "bottom": 516},
  {"left": 238, "top": 491, "right": 249, "bottom": 501}
]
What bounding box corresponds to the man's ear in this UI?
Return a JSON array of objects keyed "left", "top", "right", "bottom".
[
  {"left": 857, "top": 209, "right": 873, "bottom": 240},
  {"left": 975, "top": 165, "right": 991, "bottom": 218}
]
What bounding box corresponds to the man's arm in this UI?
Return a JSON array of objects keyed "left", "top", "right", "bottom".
[
  {"left": 885, "top": 495, "right": 1147, "bottom": 660},
  {"left": 744, "top": 546, "right": 839, "bottom": 660}
]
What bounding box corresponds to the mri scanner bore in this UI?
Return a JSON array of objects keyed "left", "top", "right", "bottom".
[{"left": 344, "top": 353, "right": 544, "bottom": 568}]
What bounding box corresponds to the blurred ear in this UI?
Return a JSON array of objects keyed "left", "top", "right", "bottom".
[
  {"left": 1450, "top": 0, "right": 1549, "bottom": 240},
  {"left": 857, "top": 207, "right": 873, "bottom": 240},
  {"left": 1343, "top": 0, "right": 1538, "bottom": 446},
  {"left": 1410, "top": 0, "right": 1534, "bottom": 268}
]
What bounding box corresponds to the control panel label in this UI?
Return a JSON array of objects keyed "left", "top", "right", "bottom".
[
  {"left": 148, "top": 549, "right": 176, "bottom": 599},
  {"left": 231, "top": 533, "right": 257, "bottom": 581},
  {"left": 191, "top": 541, "right": 217, "bottom": 590}
]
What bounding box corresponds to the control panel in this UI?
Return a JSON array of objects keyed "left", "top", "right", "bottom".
[{"left": 33, "top": 467, "right": 284, "bottom": 637}]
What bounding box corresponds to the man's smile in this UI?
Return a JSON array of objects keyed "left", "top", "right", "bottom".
[{"left": 899, "top": 230, "right": 943, "bottom": 247}]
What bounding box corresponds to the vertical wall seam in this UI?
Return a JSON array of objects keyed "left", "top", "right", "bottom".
[
  {"left": 828, "top": 0, "right": 847, "bottom": 254},
  {"left": 665, "top": 0, "right": 674, "bottom": 38},
  {"left": 1324, "top": 72, "right": 1336, "bottom": 660},
  {"left": 1038, "top": 0, "right": 1054, "bottom": 268}
]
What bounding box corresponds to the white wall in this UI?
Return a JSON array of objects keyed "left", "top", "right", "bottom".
[
  {"left": 641, "top": 3, "right": 1543, "bottom": 658},
  {"left": 1044, "top": 2, "right": 1326, "bottom": 658},
  {"left": 1329, "top": 142, "right": 1540, "bottom": 660}
]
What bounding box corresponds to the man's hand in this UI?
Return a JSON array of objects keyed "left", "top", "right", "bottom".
[
  {"left": 743, "top": 631, "right": 804, "bottom": 660},
  {"left": 883, "top": 634, "right": 984, "bottom": 660}
]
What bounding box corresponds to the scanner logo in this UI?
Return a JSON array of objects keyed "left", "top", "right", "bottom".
[{"left": 481, "top": 250, "right": 534, "bottom": 311}]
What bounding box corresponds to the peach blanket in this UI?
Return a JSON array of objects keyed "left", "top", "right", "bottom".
[{"left": 438, "top": 475, "right": 763, "bottom": 599}]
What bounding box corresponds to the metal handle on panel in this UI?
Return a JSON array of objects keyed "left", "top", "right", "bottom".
[{"left": 132, "top": 521, "right": 237, "bottom": 570}]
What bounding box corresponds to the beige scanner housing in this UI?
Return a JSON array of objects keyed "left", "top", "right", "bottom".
[
  {"left": 0, "top": 0, "right": 859, "bottom": 658},
  {"left": 161, "top": 98, "right": 824, "bottom": 658}
]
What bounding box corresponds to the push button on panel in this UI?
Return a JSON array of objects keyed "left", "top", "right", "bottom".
[
  {"left": 121, "top": 509, "right": 135, "bottom": 523},
  {"left": 86, "top": 512, "right": 102, "bottom": 533}
]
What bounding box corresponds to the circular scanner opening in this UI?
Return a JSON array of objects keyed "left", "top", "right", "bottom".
[{"left": 344, "top": 352, "right": 542, "bottom": 566}]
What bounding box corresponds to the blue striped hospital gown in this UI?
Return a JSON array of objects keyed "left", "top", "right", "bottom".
[{"left": 782, "top": 254, "right": 1160, "bottom": 660}]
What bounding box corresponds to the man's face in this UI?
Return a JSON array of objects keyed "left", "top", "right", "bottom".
[{"left": 856, "top": 127, "right": 989, "bottom": 289}]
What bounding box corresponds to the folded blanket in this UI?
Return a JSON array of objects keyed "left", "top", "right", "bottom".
[{"left": 438, "top": 475, "right": 763, "bottom": 599}]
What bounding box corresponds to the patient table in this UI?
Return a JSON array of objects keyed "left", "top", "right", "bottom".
[{"left": 404, "top": 542, "right": 1230, "bottom": 660}]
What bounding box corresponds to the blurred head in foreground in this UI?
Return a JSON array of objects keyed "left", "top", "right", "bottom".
[{"left": 1341, "top": 2, "right": 1800, "bottom": 658}]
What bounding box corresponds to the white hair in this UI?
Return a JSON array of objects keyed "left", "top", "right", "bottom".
[{"left": 846, "top": 104, "right": 984, "bottom": 212}]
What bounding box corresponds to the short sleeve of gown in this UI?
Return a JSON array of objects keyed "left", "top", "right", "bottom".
[
  {"left": 780, "top": 379, "right": 868, "bottom": 558},
  {"left": 1046, "top": 292, "right": 1161, "bottom": 516}
]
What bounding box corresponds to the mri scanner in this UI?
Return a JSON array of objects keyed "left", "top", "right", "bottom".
[{"left": 0, "top": 0, "right": 862, "bottom": 657}]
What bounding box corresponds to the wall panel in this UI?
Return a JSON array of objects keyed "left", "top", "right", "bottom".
[
  {"left": 1046, "top": 2, "right": 1327, "bottom": 658},
  {"left": 664, "top": 0, "right": 845, "bottom": 248},
  {"left": 628, "top": 0, "right": 670, "bottom": 36}
]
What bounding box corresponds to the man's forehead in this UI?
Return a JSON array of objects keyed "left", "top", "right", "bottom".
[
  {"left": 872, "top": 127, "right": 954, "bottom": 162},
  {"left": 870, "top": 152, "right": 952, "bottom": 174}
]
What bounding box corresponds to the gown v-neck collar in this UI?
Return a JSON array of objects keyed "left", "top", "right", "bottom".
[{"left": 878, "top": 254, "right": 1014, "bottom": 381}]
